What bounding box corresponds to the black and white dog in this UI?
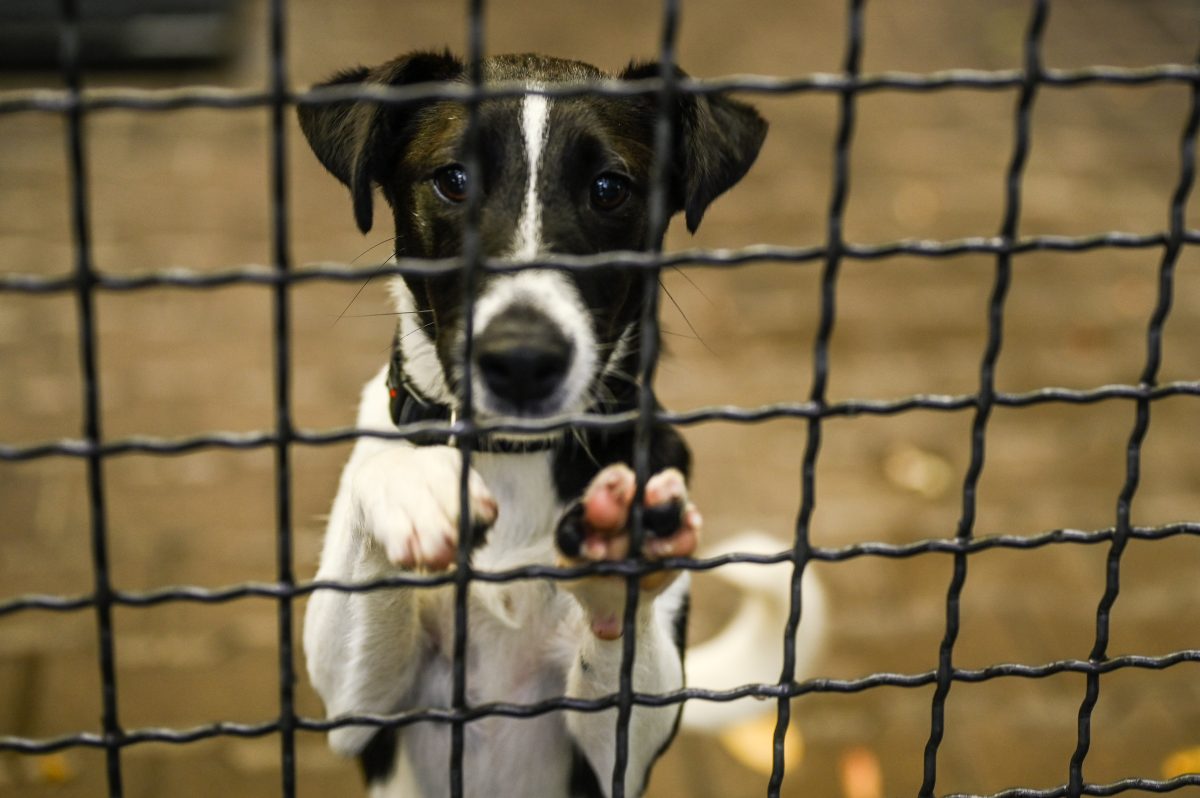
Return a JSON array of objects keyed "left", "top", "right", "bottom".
[{"left": 300, "top": 51, "right": 766, "bottom": 798}]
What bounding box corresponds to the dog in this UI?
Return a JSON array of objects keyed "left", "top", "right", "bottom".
[{"left": 299, "top": 51, "right": 766, "bottom": 798}]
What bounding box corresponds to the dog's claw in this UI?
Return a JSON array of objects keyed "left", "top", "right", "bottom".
[
  {"left": 554, "top": 499, "right": 586, "bottom": 558},
  {"left": 642, "top": 499, "right": 685, "bottom": 540}
]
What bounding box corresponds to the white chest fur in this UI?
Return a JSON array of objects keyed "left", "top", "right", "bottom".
[{"left": 387, "top": 448, "right": 585, "bottom": 798}]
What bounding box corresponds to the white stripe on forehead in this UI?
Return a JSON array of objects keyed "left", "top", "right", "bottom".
[{"left": 512, "top": 90, "right": 551, "bottom": 260}]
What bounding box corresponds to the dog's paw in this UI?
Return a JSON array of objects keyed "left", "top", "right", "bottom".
[
  {"left": 352, "top": 445, "right": 498, "bottom": 571},
  {"left": 555, "top": 463, "right": 701, "bottom": 639}
]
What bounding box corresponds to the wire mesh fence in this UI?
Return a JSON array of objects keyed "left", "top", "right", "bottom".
[{"left": 0, "top": 0, "right": 1198, "bottom": 796}]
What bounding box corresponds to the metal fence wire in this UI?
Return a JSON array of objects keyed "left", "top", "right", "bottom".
[{"left": 1, "top": 0, "right": 1199, "bottom": 796}]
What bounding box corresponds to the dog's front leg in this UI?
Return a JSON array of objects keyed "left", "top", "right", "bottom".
[
  {"left": 557, "top": 464, "right": 700, "bottom": 797},
  {"left": 305, "top": 385, "right": 498, "bottom": 757}
]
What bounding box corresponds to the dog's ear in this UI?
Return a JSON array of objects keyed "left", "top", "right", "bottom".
[
  {"left": 622, "top": 62, "right": 767, "bottom": 233},
  {"left": 298, "top": 51, "right": 464, "bottom": 233}
]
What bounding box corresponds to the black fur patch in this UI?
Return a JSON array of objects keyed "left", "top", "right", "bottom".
[
  {"left": 358, "top": 726, "right": 399, "bottom": 785},
  {"left": 568, "top": 742, "right": 605, "bottom": 798},
  {"left": 671, "top": 591, "right": 690, "bottom": 658},
  {"left": 552, "top": 420, "right": 691, "bottom": 505}
]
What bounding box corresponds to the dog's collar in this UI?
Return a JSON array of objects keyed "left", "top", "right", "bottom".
[{"left": 386, "top": 345, "right": 560, "bottom": 454}]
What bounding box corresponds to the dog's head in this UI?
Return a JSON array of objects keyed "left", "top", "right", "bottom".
[{"left": 300, "top": 52, "right": 766, "bottom": 422}]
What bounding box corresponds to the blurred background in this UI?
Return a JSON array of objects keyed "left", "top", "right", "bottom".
[{"left": 1, "top": 0, "right": 1198, "bottom": 795}]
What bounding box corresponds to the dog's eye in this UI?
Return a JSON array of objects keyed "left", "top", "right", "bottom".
[
  {"left": 590, "top": 173, "right": 630, "bottom": 211},
  {"left": 433, "top": 165, "right": 469, "bottom": 203}
]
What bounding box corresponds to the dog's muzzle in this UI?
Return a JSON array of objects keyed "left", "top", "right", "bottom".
[{"left": 475, "top": 305, "right": 574, "bottom": 414}]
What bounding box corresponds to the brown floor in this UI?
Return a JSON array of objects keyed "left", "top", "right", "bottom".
[{"left": 2, "top": 0, "right": 1199, "bottom": 796}]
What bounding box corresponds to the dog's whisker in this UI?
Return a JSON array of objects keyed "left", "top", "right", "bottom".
[
  {"left": 570, "top": 425, "right": 601, "bottom": 468},
  {"left": 352, "top": 236, "right": 400, "bottom": 265},
  {"left": 332, "top": 240, "right": 401, "bottom": 327},
  {"left": 590, "top": 375, "right": 619, "bottom": 401},
  {"left": 659, "top": 278, "right": 713, "bottom": 354},
  {"left": 661, "top": 328, "right": 704, "bottom": 342},
  {"left": 399, "top": 321, "right": 435, "bottom": 342},
  {"left": 336, "top": 310, "right": 423, "bottom": 319},
  {"left": 668, "top": 265, "right": 717, "bottom": 308},
  {"left": 599, "top": 364, "right": 639, "bottom": 386},
  {"left": 593, "top": 342, "right": 622, "bottom": 360}
]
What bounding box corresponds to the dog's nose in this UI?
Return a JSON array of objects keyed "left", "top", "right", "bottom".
[{"left": 476, "top": 308, "right": 573, "bottom": 410}]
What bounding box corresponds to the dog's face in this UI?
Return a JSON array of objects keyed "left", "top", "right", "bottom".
[{"left": 300, "top": 52, "right": 766, "bottom": 421}]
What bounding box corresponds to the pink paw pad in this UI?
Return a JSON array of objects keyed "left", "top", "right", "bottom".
[{"left": 556, "top": 464, "right": 701, "bottom": 562}]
